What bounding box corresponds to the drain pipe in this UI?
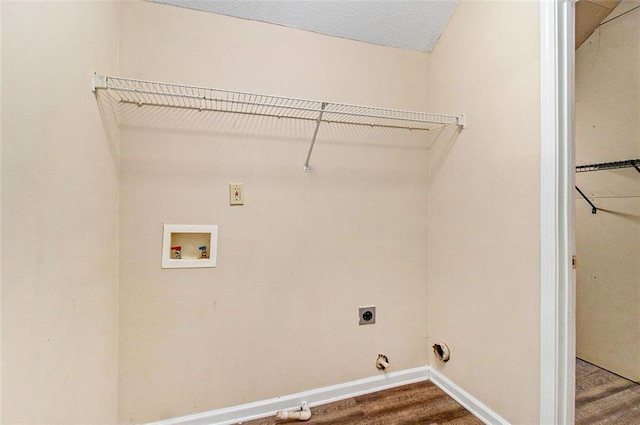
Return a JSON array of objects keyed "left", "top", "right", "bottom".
[
  {"left": 275, "top": 402, "right": 311, "bottom": 421},
  {"left": 376, "top": 354, "right": 390, "bottom": 371},
  {"left": 432, "top": 342, "right": 450, "bottom": 362}
]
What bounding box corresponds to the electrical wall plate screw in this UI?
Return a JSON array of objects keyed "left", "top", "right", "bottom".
[{"left": 359, "top": 306, "right": 376, "bottom": 325}]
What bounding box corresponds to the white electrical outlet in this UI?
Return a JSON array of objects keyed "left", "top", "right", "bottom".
[{"left": 229, "top": 183, "right": 244, "bottom": 206}]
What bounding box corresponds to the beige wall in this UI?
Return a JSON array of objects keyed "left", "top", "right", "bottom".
[
  {"left": 117, "top": 2, "right": 432, "bottom": 423},
  {"left": 1, "top": 1, "right": 548, "bottom": 423},
  {"left": 1, "top": 2, "right": 119, "bottom": 424},
  {"left": 426, "top": 2, "right": 541, "bottom": 424},
  {"left": 575, "top": 1, "right": 640, "bottom": 381},
  {"left": 0, "top": 3, "right": 3, "bottom": 420}
]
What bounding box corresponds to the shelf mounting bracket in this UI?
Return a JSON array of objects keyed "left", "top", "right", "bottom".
[
  {"left": 92, "top": 73, "right": 107, "bottom": 93},
  {"left": 303, "top": 102, "right": 327, "bottom": 173},
  {"left": 575, "top": 186, "right": 597, "bottom": 214}
]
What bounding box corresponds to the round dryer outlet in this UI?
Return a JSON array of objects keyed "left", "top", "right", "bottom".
[{"left": 359, "top": 306, "right": 376, "bottom": 325}]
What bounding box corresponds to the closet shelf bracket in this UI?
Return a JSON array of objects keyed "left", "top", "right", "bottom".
[
  {"left": 303, "top": 102, "right": 327, "bottom": 172},
  {"left": 91, "top": 74, "right": 466, "bottom": 171},
  {"left": 575, "top": 186, "right": 597, "bottom": 214},
  {"left": 92, "top": 73, "right": 107, "bottom": 93},
  {"left": 575, "top": 158, "right": 640, "bottom": 214}
]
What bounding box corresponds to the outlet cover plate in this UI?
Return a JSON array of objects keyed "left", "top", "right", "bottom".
[
  {"left": 359, "top": 306, "right": 376, "bottom": 325},
  {"left": 229, "top": 183, "right": 244, "bottom": 206}
]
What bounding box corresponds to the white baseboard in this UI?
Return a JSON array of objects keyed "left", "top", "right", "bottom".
[
  {"left": 148, "top": 366, "right": 430, "bottom": 425},
  {"left": 429, "top": 368, "right": 510, "bottom": 425},
  {"left": 148, "top": 366, "right": 511, "bottom": 425}
]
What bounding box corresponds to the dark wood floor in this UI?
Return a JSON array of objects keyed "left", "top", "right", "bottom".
[
  {"left": 239, "top": 361, "right": 640, "bottom": 425},
  {"left": 239, "top": 380, "right": 482, "bottom": 425},
  {"left": 576, "top": 358, "right": 640, "bottom": 424}
]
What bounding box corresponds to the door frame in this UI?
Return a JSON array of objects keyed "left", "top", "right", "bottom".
[{"left": 539, "top": 1, "right": 576, "bottom": 424}]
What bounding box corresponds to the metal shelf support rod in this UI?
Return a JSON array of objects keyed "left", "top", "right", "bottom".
[
  {"left": 575, "top": 186, "right": 597, "bottom": 214},
  {"left": 304, "top": 102, "right": 327, "bottom": 173}
]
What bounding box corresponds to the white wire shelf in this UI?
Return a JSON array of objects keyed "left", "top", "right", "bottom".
[{"left": 92, "top": 74, "right": 465, "bottom": 171}]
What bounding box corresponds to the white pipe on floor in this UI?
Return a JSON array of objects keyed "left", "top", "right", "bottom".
[{"left": 275, "top": 402, "right": 311, "bottom": 421}]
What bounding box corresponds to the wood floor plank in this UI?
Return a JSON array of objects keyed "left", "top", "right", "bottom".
[
  {"left": 238, "top": 380, "right": 482, "bottom": 425},
  {"left": 576, "top": 388, "right": 640, "bottom": 424},
  {"left": 576, "top": 358, "right": 640, "bottom": 425},
  {"left": 243, "top": 358, "right": 640, "bottom": 425},
  {"left": 436, "top": 415, "right": 489, "bottom": 425}
]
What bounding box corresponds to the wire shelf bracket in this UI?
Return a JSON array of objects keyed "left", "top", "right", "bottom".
[
  {"left": 575, "top": 158, "right": 640, "bottom": 214},
  {"left": 92, "top": 74, "right": 466, "bottom": 172}
]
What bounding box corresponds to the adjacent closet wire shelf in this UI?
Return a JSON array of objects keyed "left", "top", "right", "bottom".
[
  {"left": 576, "top": 159, "right": 640, "bottom": 173},
  {"left": 92, "top": 74, "right": 465, "bottom": 171},
  {"left": 575, "top": 158, "right": 640, "bottom": 214}
]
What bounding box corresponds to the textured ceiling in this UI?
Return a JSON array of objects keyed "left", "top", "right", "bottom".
[{"left": 151, "top": 0, "right": 460, "bottom": 53}]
